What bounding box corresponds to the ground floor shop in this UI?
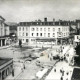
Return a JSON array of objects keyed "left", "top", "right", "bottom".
[
  {"left": 0, "top": 58, "right": 13, "bottom": 80},
  {"left": 18, "top": 37, "right": 69, "bottom": 45},
  {"left": 0, "top": 36, "right": 10, "bottom": 47}
]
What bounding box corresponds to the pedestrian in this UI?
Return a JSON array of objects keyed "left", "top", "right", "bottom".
[
  {"left": 60, "top": 76, "right": 63, "bottom": 80},
  {"left": 23, "top": 64, "right": 25, "bottom": 69},
  {"left": 54, "top": 68, "right": 56, "bottom": 72},
  {"left": 66, "top": 72, "right": 69, "bottom": 75},
  {"left": 62, "top": 70, "right": 64, "bottom": 76},
  {"left": 50, "top": 57, "right": 52, "bottom": 61},
  {"left": 21, "top": 68, "right": 24, "bottom": 72},
  {"left": 60, "top": 69, "right": 62, "bottom": 73}
]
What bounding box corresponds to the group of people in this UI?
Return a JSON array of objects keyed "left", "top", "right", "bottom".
[{"left": 54, "top": 67, "right": 72, "bottom": 80}]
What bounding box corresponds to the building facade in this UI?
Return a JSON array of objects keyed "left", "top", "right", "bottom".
[
  {"left": 0, "top": 58, "right": 13, "bottom": 80},
  {"left": 0, "top": 16, "right": 10, "bottom": 47},
  {"left": 0, "top": 16, "right": 6, "bottom": 46},
  {"left": 17, "top": 18, "right": 70, "bottom": 45}
]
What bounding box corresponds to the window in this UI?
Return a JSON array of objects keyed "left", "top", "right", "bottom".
[
  {"left": 64, "top": 28, "right": 65, "bottom": 31},
  {"left": 58, "top": 28, "right": 60, "bottom": 32},
  {"left": 26, "top": 33, "right": 28, "bottom": 36},
  {"left": 61, "top": 33, "right": 63, "bottom": 37},
  {"left": 48, "top": 33, "right": 50, "bottom": 37},
  {"left": 40, "top": 33, "right": 42, "bottom": 36},
  {"left": 66, "top": 28, "right": 67, "bottom": 31},
  {"left": 48, "top": 28, "right": 50, "bottom": 31},
  {"left": 31, "top": 39, "right": 35, "bottom": 41},
  {"left": 36, "top": 28, "right": 39, "bottom": 31},
  {"left": 26, "top": 39, "right": 28, "bottom": 42},
  {"left": 77, "top": 36, "right": 78, "bottom": 39},
  {"left": 44, "top": 33, "right": 46, "bottom": 37},
  {"left": 53, "top": 28, "right": 55, "bottom": 31},
  {"left": 23, "top": 33, "right": 24, "bottom": 36},
  {"left": 40, "top": 23, "right": 42, "bottom": 25},
  {"left": 32, "top": 33, "right": 34, "bottom": 36},
  {"left": 1, "top": 22, "right": 3, "bottom": 26},
  {"left": 32, "top": 28, "right": 35, "bottom": 31},
  {"left": 26, "top": 27, "right": 28, "bottom": 31},
  {"left": 23, "top": 39, "right": 24, "bottom": 41},
  {"left": 44, "top": 28, "right": 46, "bottom": 31},
  {"left": 53, "top": 33, "right": 55, "bottom": 37},
  {"left": 19, "top": 32, "right": 21, "bottom": 36},
  {"left": 19, "top": 27, "right": 21, "bottom": 31},
  {"left": 40, "top": 28, "right": 42, "bottom": 31},
  {"left": 23, "top": 27, "right": 24, "bottom": 31},
  {"left": 64, "top": 33, "right": 65, "bottom": 36},
  {"left": 37, "top": 33, "right": 39, "bottom": 36}
]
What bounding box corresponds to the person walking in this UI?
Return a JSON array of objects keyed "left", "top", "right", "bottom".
[{"left": 61, "top": 76, "right": 63, "bottom": 80}]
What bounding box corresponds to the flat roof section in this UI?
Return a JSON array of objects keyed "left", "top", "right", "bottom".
[
  {"left": 71, "top": 68, "right": 80, "bottom": 80},
  {"left": 0, "top": 57, "right": 12, "bottom": 66}
]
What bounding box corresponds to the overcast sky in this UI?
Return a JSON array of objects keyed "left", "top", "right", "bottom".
[{"left": 0, "top": 0, "right": 80, "bottom": 22}]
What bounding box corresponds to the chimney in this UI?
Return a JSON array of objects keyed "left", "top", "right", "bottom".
[
  {"left": 53, "top": 18, "right": 55, "bottom": 25},
  {"left": 53, "top": 18, "right": 55, "bottom": 22},
  {"left": 44, "top": 18, "right": 47, "bottom": 22},
  {"left": 59, "top": 19, "right": 61, "bottom": 25}
]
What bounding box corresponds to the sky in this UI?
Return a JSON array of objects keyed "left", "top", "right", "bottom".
[{"left": 0, "top": 0, "right": 80, "bottom": 22}]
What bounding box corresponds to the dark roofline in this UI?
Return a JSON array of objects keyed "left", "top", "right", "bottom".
[
  {"left": 18, "top": 21, "right": 70, "bottom": 26},
  {"left": 0, "top": 57, "right": 13, "bottom": 67},
  {"left": 0, "top": 16, "right": 5, "bottom": 21}
]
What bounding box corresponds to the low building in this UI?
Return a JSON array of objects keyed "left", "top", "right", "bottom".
[
  {"left": 17, "top": 18, "right": 70, "bottom": 45},
  {"left": 0, "top": 57, "right": 13, "bottom": 80}
]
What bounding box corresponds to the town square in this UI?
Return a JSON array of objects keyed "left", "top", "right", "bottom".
[{"left": 0, "top": 0, "right": 80, "bottom": 80}]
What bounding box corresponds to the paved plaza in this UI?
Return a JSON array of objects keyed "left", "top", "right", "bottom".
[
  {"left": 45, "top": 61, "right": 74, "bottom": 80},
  {"left": 0, "top": 44, "right": 77, "bottom": 80}
]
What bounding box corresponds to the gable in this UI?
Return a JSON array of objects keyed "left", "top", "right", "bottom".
[{"left": 0, "top": 16, "right": 5, "bottom": 21}]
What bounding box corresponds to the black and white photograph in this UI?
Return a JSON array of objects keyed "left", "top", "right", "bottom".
[{"left": 0, "top": 0, "right": 80, "bottom": 80}]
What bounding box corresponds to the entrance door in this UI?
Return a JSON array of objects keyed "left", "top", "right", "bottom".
[
  {"left": 26, "top": 39, "right": 28, "bottom": 44},
  {"left": 2, "top": 39, "right": 5, "bottom": 46}
]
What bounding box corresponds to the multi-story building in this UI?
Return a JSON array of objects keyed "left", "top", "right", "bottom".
[
  {"left": 0, "top": 16, "right": 10, "bottom": 47},
  {"left": 17, "top": 18, "right": 70, "bottom": 45}
]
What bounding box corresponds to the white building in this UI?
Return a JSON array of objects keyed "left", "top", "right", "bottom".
[
  {"left": 0, "top": 16, "right": 10, "bottom": 46},
  {"left": 17, "top": 18, "right": 70, "bottom": 45}
]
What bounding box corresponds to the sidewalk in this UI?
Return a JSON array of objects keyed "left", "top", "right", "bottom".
[
  {"left": 0, "top": 45, "right": 11, "bottom": 50},
  {"left": 0, "top": 43, "right": 17, "bottom": 50},
  {"left": 45, "top": 61, "right": 74, "bottom": 80},
  {"left": 5, "top": 62, "right": 23, "bottom": 80}
]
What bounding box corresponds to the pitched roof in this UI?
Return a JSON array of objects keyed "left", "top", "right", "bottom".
[{"left": 0, "top": 16, "right": 5, "bottom": 21}]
